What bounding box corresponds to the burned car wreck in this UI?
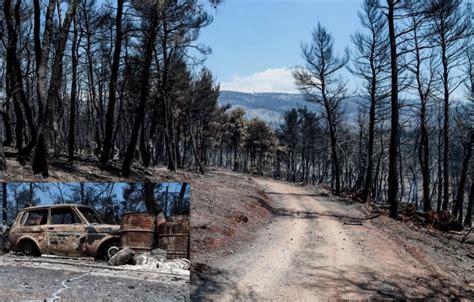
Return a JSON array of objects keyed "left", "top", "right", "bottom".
[{"left": 8, "top": 204, "right": 120, "bottom": 259}]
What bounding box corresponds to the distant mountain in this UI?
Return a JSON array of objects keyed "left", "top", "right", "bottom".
[
  {"left": 217, "top": 91, "right": 469, "bottom": 130},
  {"left": 218, "top": 91, "right": 364, "bottom": 128}
]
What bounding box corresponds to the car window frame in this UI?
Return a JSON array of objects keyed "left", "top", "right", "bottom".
[
  {"left": 14, "top": 211, "right": 25, "bottom": 227},
  {"left": 21, "top": 209, "right": 49, "bottom": 226},
  {"left": 77, "top": 206, "right": 103, "bottom": 224},
  {"left": 49, "top": 207, "right": 86, "bottom": 226}
]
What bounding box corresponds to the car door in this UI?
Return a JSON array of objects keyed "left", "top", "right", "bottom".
[
  {"left": 14, "top": 209, "right": 49, "bottom": 252},
  {"left": 47, "top": 207, "right": 87, "bottom": 256}
]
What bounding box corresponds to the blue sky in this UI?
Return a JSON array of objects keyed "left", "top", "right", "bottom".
[
  {"left": 6, "top": 182, "right": 188, "bottom": 206},
  {"left": 200, "top": 0, "right": 363, "bottom": 93}
]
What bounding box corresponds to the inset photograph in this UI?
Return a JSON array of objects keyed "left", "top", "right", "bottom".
[{"left": 0, "top": 182, "right": 190, "bottom": 301}]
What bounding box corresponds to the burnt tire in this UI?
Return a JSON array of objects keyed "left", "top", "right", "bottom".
[
  {"left": 20, "top": 240, "right": 40, "bottom": 257},
  {"left": 108, "top": 247, "right": 135, "bottom": 266},
  {"left": 98, "top": 240, "right": 120, "bottom": 261}
]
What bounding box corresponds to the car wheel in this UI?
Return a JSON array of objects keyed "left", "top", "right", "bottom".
[
  {"left": 107, "top": 246, "right": 120, "bottom": 259},
  {"left": 21, "top": 240, "right": 39, "bottom": 257},
  {"left": 99, "top": 241, "right": 120, "bottom": 261}
]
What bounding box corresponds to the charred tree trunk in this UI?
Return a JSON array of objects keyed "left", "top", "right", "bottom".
[
  {"left": 144, "top": 182, "right": 161, "bottom": 215},
  {"left": 419, "top": 107, "right": 431, "bottom": 211},
  {"left": 178, "top": 183, "right": 188, "bottom": 209},
  {"left": 4, "top": 0, "right": 25, "bottom": 154},
  {"left": 33, "top": 0, "right": 55, "bottom": 131},
  {"left": 363, "top": 75, "right": 376, "bottom": 204},
  {"left": 190, "top": 127, "right": 205, "bottom": 174},
  {"left": 441, "top": 41, "right": 450, "bottom": 211},
  {"left": 68, "top": 13, "right": 80, "bottom": 163},
  {"left": 411, "top": 20, "right": 432, "bottom": 212},
  {"left": 233, "top": 142, "right": 239, "bottom": 171},
  {"left": 122, "top": 21, "right": 157, "bottom": 177},
  {"left": 328, "top": 117, "right": 341, "bottom": 195},
  {"left": 4, "top": 0, "right": 37, "bottom": 160},
  {"left": 139, "top": 124, "right": 152, "bottom": 168},
  {"left": 32, "top": 0, "right": 77, "bottom": 177},
  {"left": 164, "top": 100, "right": 175, "bottom": 172},
  {"left": 453, "top": 133, "right": 473, "bottom": 222},
  {"left": 387, "top": 0, "right": 400, "bottom": 219},
  {"left": 464, "top": 182, "right": 473, "bottom": 227},
  {"left": 437, "top": 118, "right": 443, "bottom": 211},
  {"left": 159, "top": 18, "right": 177, "bottom": 172},
  {"left": 5, "top": 80, "right": 24, "bottom": 152},
  {"left": 1, "top": 110, "right": 13, "bottom": 147},
  {"left": 101, "top": 0, "right": 124, "bottom": 166}
]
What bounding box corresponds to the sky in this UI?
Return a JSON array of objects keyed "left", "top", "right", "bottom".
[
  {"left": 199, "top": 0, "right": 363, "bottom": 93},
  {"left": 6, "top": 182, "right": 187, "bottom": 206}
]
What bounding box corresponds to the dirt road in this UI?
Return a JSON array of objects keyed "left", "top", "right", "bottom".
[{"left": 193, "top": 178, "right": 473, "bottom": 300}]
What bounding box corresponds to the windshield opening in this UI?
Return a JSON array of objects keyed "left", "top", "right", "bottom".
[{"left": 78, "top": 207, "right": 103, "bottom": 224}]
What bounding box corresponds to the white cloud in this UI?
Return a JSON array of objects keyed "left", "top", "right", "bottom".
[{"left": 220, "top": 67, "right": 298, "bottom": 93}]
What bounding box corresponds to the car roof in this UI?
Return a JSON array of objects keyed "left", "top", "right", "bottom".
[{"left": 20, "top": 204, "right": 93, "bottom": 211}]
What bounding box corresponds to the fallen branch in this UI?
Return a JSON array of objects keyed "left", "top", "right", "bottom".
[
  {"left": 461, "top": 228, "right": 473, "bottom": 243},
  {"left": 365, "top": 213, "right": 382, "bottom": 220}
]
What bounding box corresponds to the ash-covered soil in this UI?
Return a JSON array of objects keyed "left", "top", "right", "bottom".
[
  {"left": 0, "top": 253, "right": 190, "bottom": 301},
  {"left": 190, "top": 170, "right": 273, "bottom": 265},
  {"left": 372, "top": 213, "right": 474, "bottom": 292}
]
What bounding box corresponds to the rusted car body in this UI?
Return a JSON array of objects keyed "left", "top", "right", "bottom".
[{"left": 9, "top": 204, "right": 120, "bottom": 259}]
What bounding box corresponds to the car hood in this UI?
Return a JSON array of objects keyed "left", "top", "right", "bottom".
[{"left": 88, "top": 224, "right": 120, "bottom": 234}]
